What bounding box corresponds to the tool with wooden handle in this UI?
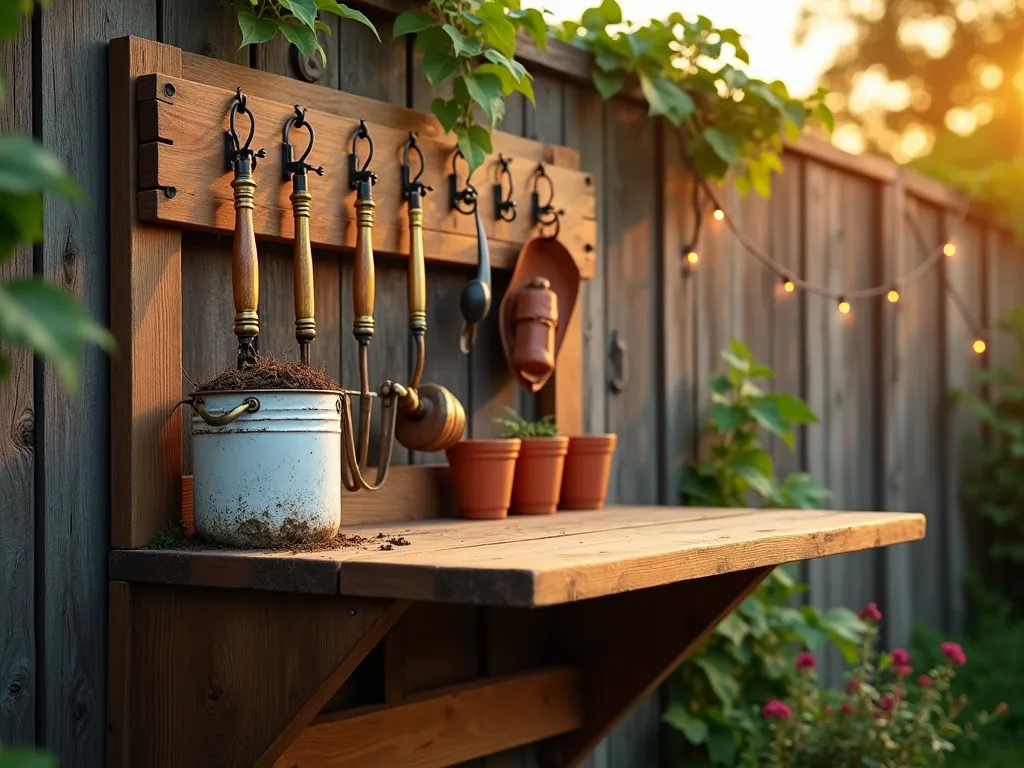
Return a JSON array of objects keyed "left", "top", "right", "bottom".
[
  {"left": 341, "top": 121, "right": 399, "bottom": 492},
  {"left": 449, "top": 150, "right": 492, "bottom": 355},
  {"left": 225, "top": 88, "right": 266, "bottom": 369},
  {"left": 394, "top": 134, "right": 466, "bottom": 452},
  {"left": 283, "top": 105, "right": 324, "bottom": 366}
]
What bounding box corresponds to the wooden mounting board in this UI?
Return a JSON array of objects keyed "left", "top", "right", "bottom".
[
  {"left": 110, "top": 505, "right": 925, "bottom": 606},
  {"left": 136, "top": 72, "right": 597, "bottom": 277}
]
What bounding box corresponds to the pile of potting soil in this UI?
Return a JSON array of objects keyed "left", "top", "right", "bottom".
[{"left": 196, "top": 356, "right": 340, "bottom": 392}]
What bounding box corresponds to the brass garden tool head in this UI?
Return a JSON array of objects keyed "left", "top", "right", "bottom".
[{"left": 395, "top": 383, "right": 466, "bottom": 453}]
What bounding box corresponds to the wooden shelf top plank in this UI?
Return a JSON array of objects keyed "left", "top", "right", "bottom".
[{"left": 109, "top": 506, "right": 924, "bottom": 606}]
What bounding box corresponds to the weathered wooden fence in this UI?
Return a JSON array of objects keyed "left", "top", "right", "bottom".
[{"left": 1, "top": 1, "right": 1021, "bottom": 765}]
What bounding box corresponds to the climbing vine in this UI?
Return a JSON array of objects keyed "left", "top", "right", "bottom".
[
  {"left": 235, "top": 0, "right": 379, "bottom": 65},
  {"left": 237, "top": 0, "right": 833, "bottom": 193},
  {"left": 554, "top": 0, "right": 832, "bottom": 194},
  {"left": 393, "top": 0, "right": 545, "bottom": 173}
]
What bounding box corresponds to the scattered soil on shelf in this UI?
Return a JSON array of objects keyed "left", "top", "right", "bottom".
[
  {"left": 195, "top": 356, "right": 340, "bottom": 392},
  {"left": 376, "top": 532, "right": 411, "bottom": 551},
  {"left": 149, "top": 525, "right": 412, "bottom": 554}
]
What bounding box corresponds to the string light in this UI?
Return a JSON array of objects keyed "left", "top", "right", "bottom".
[
  {"left": 887, "top": 288, "right": 900, "bottom": 303},
  {"left": 783, "top": 279, "right": 795, "bottom": 293},
  {"left": 686, "top": 251, "right": 699, "bottom": 265},
  {"left": 943, "top": 242, "right": 956, "bottom": 256},
  {"left": 973, "top": 338, "right": 987, "bottom": 354},
  {"left": 713, "top": 208, "right": 725, "bottom": 221},
  {"left": 838, "top": 298, "right": 851, "bottom": 315}
]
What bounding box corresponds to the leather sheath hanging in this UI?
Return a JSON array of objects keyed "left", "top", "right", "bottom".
[{"left": 499, "top": 236, "right": 580, "bottom": 392}]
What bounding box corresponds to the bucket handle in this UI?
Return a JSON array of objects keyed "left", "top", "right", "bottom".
[{"left": 192, "top": 396, "right": 261, "bottom": 427}]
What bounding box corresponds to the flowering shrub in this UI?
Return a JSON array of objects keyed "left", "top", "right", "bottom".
[{"left": 744, "top": 604, "right": 1007, "bottom": 767}]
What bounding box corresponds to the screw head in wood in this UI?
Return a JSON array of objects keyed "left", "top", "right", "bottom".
[{"left": 164, "top": 82, "right": 175, "bottom": 98}]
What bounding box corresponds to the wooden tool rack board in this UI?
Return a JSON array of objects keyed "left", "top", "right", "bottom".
[{"left": 108, "top": 37, "right": 927, "bottom": 768}]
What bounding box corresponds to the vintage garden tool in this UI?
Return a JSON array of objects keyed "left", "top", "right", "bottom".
[
  {"left": 340, "top": 120, "right": 400, "bottom": 492},
  {"left": 392, "top": 133, "right": 466, "bottom": 453},
  {"left": 498, "top": 163, "right": 581, "bottom": 392},
  {"left": 282, "top": 105, "right": 324, "bottom": 366},
  {"left": 224, "top": 87, "right": 266, "bottom": 368},
  {"left": 449, "top": 150, "right": 492, "bottom": 354}
]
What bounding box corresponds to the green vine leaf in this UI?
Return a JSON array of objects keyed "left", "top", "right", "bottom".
[
  {"left": 441, "top": 23, "right": 482, "bottom": 58},
  {"left": 280, "top": 0, "right": 318, "bottom": 30},
  {"left": 431, "top": 97, "right": 461, "bottom": 134},
  {"left": 639, "top": 73, "right": 695, "bottom": 125},
  {"left": 703, "top": 126, "right": 742, "bottom": 165},
  {"left": 237, "top": 11, "right": 279, "bottom": 47},
  {"left": 510, "top": 8, "right": 547, "bottom": 49},
  {"left": 591, "top": 70, "right": 623, "bottom": 100},
  {"left": 462, "top": 72, "right": 504, "bottom": 127},
  {"left": 278, "top": 20, "right": 322, "bottom": 64},
  {"left": 581, "top": 0, "right": 622, "bottom": 30},
  {"left": 393, "top": 10, "right": 435, "bottom": 37},
  {"left": 663, "top": 701, "right": 709, "bottom": 745},
  {"left": 318, "top": 2, "right": 379, "bottom": 40},
  {"left": 455, "top": 123, "right": 492, "bottom": 177}
]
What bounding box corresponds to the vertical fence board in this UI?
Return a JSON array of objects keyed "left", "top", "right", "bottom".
[
  {"left": 604, "top": 99, "right": 658, "bottom": 505},
  {"left": 902, "top": 199, "right": 947, "bottom": 631},
  {"left": 162, "top": 0, "right": 244, "bottom": 62},
  {"left": 943, "top": 215, "right": 984, "bottom": 634},
  {"left": 564, "top": 86, "right": 606, "bottom": 437},
  {"left": 0, "top": 15, "right": 35, "bottom": 747},
  {"left": 40, "top": 2, "right": 159, "bottom": 763}
]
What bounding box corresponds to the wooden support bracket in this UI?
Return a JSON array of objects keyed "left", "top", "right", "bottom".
[
  {"left": 107, "top": 581, "right": 408, "bottom": 768},
  {"left": 277, "top": 667, "right": 582, "bottom": 767},
  {"left": 542, "top": 566, "right": 773, "bottom": 767}
]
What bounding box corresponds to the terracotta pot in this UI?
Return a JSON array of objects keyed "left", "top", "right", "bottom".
[
  {"left": 559, "top": 434, "right": 618, "bottom": 510},
  {"left": 446, "top": 439, "right": 521, "bottom": 519},
  {"left": 511, "top": 436, "right": 570, "bottom": 515}
]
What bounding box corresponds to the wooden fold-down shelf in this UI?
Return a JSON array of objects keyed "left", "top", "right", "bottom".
[{"left": 110, "top": 506, "right": 924, "bottom": 607}]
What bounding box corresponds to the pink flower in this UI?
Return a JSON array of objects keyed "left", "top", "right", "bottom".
[
  {"left": 859, "top": 603, "right": 883, "bottom": 622},
  {"left": 917, "top": 674, "right": 933, "bottom": 688},
  {"left": 891, "top": 648, "right": 911, "bottom": 666},
  {"left": 845, "top": 679, "right": 860, "bottom": 695},
  {"left": 940, "top": 641, "right": 967, "bottom": 666},
  {"left": 995, "top": 702, "right": 1009, "bottom": 716},
  {"left": 762, "top": 700, "right": 792, "bottom": 720},
  {"left": 880, "top": 694, "right": 896, "bottom": 711},
  {"left": 840, "top": 702, "right": 854, "bottom": 715},
  {"left": 893, "top": 665, "right": 913, "bottom": 677},
  {"left": 896, "top": 688, "right": 907, "bottom": 700},
  {"left": 796, "top": 651, "right": 817, "bottom": 671}
]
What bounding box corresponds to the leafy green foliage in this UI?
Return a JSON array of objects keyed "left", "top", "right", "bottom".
[
  {"left": 682, "top": 340, "right": 828, "bottom": 509},
  {"left": 667, "top": 341, "right": 860, "bottom": 765},
  {"left": 743, "top": 613, "right": 1005, "bottom": 767},
  {"left": 953, "top": 309, "right": 1024, "bottom": 600},
  {"left": 912, "top": 581, "right": 1024, "bottom": 767},
  {"left": 0, "top": 2, "right": 113, "bottom": 390},
  {"left": 493, "top": 406, "right": 557, "bottom": 438},
  {"left": 234, "top": 0, "right": 379, "bottom": 66},
  {"left": 555, "top": 3, "right": 832, "bottom": 196},
  {"left": 393, "top": 0, "right": 540, "bottom": 174},
  {"left": 149, "top": 520, "right": 188, "bottom": 550},
  {"left": 0, "top": 746, "right": 56, "bottom": 768}
]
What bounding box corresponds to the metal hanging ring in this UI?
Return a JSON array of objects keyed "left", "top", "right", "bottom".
[
  {"left": 284, "top": 105, "right": 316, "bottom": 167},
  {"left": 351, "top": 119, "right": 375, "bottom": 175},
  {"left": 531, "top": 162, "right": 561, "bottom": 237},
  {"left": 494, "top": 154, "right": 517, "bottom": 222},
  {"left": 449, "top": 149, "right": 478, "bottom": 215},
  {"left": 403, "top": 132, "right": 426, "bottom": 187},
  {"left": 228, "top": 87, "right": 256, "bottom": 155}
]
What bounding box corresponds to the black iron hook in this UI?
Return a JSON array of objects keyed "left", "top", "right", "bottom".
[
  {"left": 348, "top": 119, "right": 377, "bottom": 195},
  {"left": 224, "top": 87, "right": 266, "bottom": 172},
  {"left": 449, "top": 149, "right": 478, "bottom": 215},
  {"left": 531, "top": 163, "right": 563, "bottom": 238},
  {"left": 282, "top": 105, "right": 324, "bottom": 182},
  {"left": 401, "top": 132, "right": 433, "bottom": 206},
  {"left": 493, "top": 154, "right": 517, "bottom": 222}
]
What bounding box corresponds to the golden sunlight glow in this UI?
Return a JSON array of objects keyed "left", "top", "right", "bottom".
[
  {"left": 1014, "top": 70, "right": 1024, "bottom": 92},
  {"left": 833, "top": 124, "right": 866, "bottom": 155},
  {"left": 955, "top": 1, "right": 978, "bottom": 23},
  {"left": 897, "top": 125, "right": 933, "bottom": 161},
  {"left": 898, "top": 16, "right": 956, "bottom": 59},
  {"left": 979, "top": 64, "right": 1004, "bottom": 90},
  {"left": 973, "top": 101, "right": 995, "bottom": 126},
  {"left": 944, "top": 108, "right": 977, "bottom": 136},
  {"left": 883, "top": 81, "right": 912, "bottom": 111}
]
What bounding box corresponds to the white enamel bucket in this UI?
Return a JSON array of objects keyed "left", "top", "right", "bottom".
[{"left": 190, "top": 389, "right": 343, "bottom": 547}]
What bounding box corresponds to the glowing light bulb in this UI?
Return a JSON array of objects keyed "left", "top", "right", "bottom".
[
  {"left": 783, "top": 280, "right": 795, "bottom": 293},
  {"left": 973, "top": 338, "right": 987, "bottom": 354},
  {"left": 686, "top": 251, "right": 699, "bottom": 265},
  {"left": 838, "top": 299, "right": 851, "bottom": 315},
  {"left": 943, "top": 242, "right": 956, "bottom": 256},
  {"left": 887, "top": 289, "right": 900, "bottom": 303},
  {"left": 713, "top": 208, "right": 725, "bottom": 221}
]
